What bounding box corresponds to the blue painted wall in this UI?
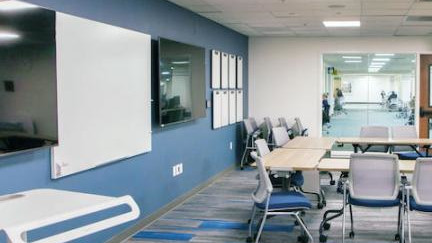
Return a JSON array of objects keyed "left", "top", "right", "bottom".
[{"left": 0, "top": 0, "right": 248, "bottom": 242}]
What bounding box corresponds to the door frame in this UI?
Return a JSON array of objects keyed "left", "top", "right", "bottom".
[{"left": 319, "top": 52, "right": 421, "bottom": 137}]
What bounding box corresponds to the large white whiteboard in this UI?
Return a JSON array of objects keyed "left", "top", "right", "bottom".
[{"left": 52, "top": 13, "right": 152, "bottom": 178}]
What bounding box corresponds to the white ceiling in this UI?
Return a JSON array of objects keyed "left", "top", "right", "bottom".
[{"left": 168, "top": 0, "right": 432, "bottom": 37}]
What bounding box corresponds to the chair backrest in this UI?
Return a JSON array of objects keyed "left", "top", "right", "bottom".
[
  {"left": 295, "top": 117, "right": 304, "bottom": 132},
  {"left": 278, "top": 117, "right": 289, "bottom": 131},
  {"left": 255, "top": 139, "right": 270, "bottom": 157},
  {"left": 293, "top": 117, "right": 308, "bottom": 136},
  {"left": 412, "top": 158, "right": 432, "bottom": 205},
  {"left": 250, "top": 152, "right": 273, "bottom": 204},
  {"left": 272, "top": 127, "right": 290, "bottom": 147},
  {"left": 263, "top": 117, "right": 273, "bottom": 142},
  {"left": 391, "top": 126, "right": 417, "bottom": 152},
  {"left": 250, "top": 117, "right": 259, "bottom": 131},
  {"left": 360, "top": 126, "right": 390, "bottom": 152},
  {"left": 349, "top": 153, "right": 400, "bottom": 201},
  {"left": 243, "top": 119, "right": 255, "bottom": 135}
]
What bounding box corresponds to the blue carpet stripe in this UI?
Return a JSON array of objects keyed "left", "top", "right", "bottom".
[
  {"left": 199, "top": 220, "right": 294, "bottom": 232},
  {"left": 132, "top": 231, "right": 194, "bottom": 241}
]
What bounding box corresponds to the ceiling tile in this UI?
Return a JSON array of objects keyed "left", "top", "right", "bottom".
[
  {"left": 396, "top": 26, "right": 432, "bottom": 36},
  {"left": 168, "top": 0, "right": 428, "bottom": 37}
]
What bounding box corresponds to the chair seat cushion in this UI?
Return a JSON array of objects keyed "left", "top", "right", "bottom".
[
  {"left": 395, "top": 152, "right": 426, "bottom": 160},
  {"left": 409, "top": 196, "right": 432, "bottom": 212},
  {"left": 348, "top": 195, "right": 400, "bottom": 207},
  {"left": 256, "top": 191, "right": 312, "bottom": 210}
]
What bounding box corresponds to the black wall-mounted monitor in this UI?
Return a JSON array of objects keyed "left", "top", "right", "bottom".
[
  {"left": 158, "top": 38, "right": 206, "bottom": 127},
  {"left": 0, "top": 3, "right": 58, "bottom": 156}
]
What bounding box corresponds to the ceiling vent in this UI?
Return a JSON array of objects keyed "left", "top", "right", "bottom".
[{"left": 418, "top": 0, "right": 432, "bottom": 2}]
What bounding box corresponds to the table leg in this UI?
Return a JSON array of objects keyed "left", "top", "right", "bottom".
[{"left": 411, "top": 145, "right": 423, "bottom": 157}]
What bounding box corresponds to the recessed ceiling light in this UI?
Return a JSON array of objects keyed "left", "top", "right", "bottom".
[
  {"left": 0, "top": 1, "right": 38, "bottom": 11},
  {"left": 323, "top": 21, "right": 360, "bottom": 27},
  {"left": 373, "top": 58, "right": 390, "bottom": 62},
  {"left": 371, "top": 62, "right": 386, "bottom": 65},
  {"left": 0, "top": 31, "right": 20, "bottom": 39},
  {"left": 342, "top": 56, "right": 362, "bottom": 59},
  {"left": 328, "top": 4, "right": 346, "bottom": 9},
  {"left": 345, "top": 60, "right": 362, "bottom": 63},
  {"left": 411, "top": 60, "right": 416, "bottom": 63},
  {"left": 375, "top": 53, "right": 394, "bottom": 56}
]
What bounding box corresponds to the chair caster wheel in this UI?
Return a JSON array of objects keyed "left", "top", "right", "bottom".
[
  {"left": 319, "top": 234, "right": 327, "bottom": 243},
  {"left": 247, "top": 219, "right": 251, "bottom": 224},
  {"left": 395, "top": 234, "right": 400, "bottom": 241},
  {"left": 297, "top": 235, "right": 309, "bottom": 243},
  {"left": 300, "top": 211, "right": 306, "bottom": 216},
  {"left": 349, "top": 231, "right": 355, "bottom": 239},
  {"left": 246, "top": 236, "right": 253, "bottom": 243},
  {"left": 294, "top": 220, "right": 299, "bottom": 226},
  {"left": 330, "top": 180, "right": 336, "bottom": 186},
  {"left": 317, "top": 202, "right": 324, "bottom": 209},
  {"left": 241, "top": 167, "right": 244, "bottom": 170},
  {"left": 323, "top": 222, "right": 331, "bottom": 230}
]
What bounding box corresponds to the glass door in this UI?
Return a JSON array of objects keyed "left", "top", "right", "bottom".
[{"left": 323, "top": 53, "right": 416, "bottom": 137}]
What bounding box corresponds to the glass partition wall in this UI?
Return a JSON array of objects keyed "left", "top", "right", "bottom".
[{"left": 322, "top": 53, "right": 416, "bottom": 137}]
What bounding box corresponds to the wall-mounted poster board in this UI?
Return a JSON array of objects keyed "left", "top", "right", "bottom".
[
  {"left": 221, "top": 90, "right": 229, "bottom": 126},
  {"left": 212, "top": 90, "right": 222, "bottom": 129},
  {"left": 236, "top": 90, "right": 243, "bottom": 122},
  {"left": 237, "top": 56, "right": 243, "bottom": 89},
  {"left": 52, "top": 12, "right": 152, "bottom": 178},
  {"left": 229, "top": 54, "right": 236, "bottom": 89},
  {"left": 229, "top": 90, "right": 236, "bottom": 124},
  {"left": 211, "top": 50, "right": 221, "bottom": 89},
  {"left": 221, "top": 52, "right": 228, "bottom": 89}
]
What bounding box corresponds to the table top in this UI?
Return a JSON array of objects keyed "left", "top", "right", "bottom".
[
  {"left": 336, "top": 137, "right": 432, "bottom": 146},
  {"left": 318, "top": 158, "right": 416, "bottom": 173},
  {"left": 262, "top": 148, "right": 326, "bottom": 171},
  {"left": 0, "top": 189, "right": 124, "bottom": 229},
  {"left": 283, "top": 136, "right": 336, "bottom": 151}
]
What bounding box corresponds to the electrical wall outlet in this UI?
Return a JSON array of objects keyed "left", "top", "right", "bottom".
[
  {"left": 230, "top": 141, "right": 233, "bottom": 150},
  {"left": 172, "top": 163, "right": 183, "bottom": 177}
]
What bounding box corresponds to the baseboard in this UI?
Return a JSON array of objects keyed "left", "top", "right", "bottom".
[{"left": 106, "top": 165, "right": 235, "bottom": 243}]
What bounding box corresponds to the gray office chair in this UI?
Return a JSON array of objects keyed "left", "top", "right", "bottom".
[
  {"left": 342, "top": 153, "right": 402, "bottom": 242},
  {"left": 272, "top": 126, "right": 326, "bottom": 208},
  {"left": 406, "top": 158, "right": 432, "bottom": 243},
  {"left": 250, "top": 117, "right": 259, "bottom": 132},
  {"left": 247, "top": 152, "right": 313, "bottom": 243},
  {"left": 292, "top": 117, "right": 308, "bottom": 137},
  {"left": 278, "top": 117, "right": 294, "bottom": 139},
  {"left": 241, "top": 118, "right": 260, "bottom": 169},
  {"left": 391, "top": 126, "right": 425, "bottom": 159},
  {"left": 272, "top": 127, "right": 290, "bottom": 147},
  {"left": 359, "top": 126, "right": 390, "bottom": 153}
]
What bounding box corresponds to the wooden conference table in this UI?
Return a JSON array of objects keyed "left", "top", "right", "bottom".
[
  {"left": 336, "top": 137, "right": 432, "bottom": 155},
  {"left": 282, "top": 136, "right": 335, "bottom": 151}
]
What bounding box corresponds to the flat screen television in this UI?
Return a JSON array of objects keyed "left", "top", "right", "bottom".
[
  {"left": 0, "top": 3, "right": 58, "bottom": 155},
  {"left": 158, "top": 38, "right": 206, "bottom": 127}
]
